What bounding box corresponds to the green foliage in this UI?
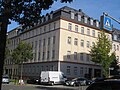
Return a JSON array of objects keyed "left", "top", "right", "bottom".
[
  {"left": 90, "top": 31, "right": 115, "bottom": 77},
  {"left": 12, "top": 41, "right": 33, "bottom": 64},
  {"left": 0, "top": 0, "right": 73, "bottom": 26}
]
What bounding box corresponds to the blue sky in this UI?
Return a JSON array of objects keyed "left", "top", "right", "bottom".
[{"left": 8, "top": 0, "right": 120, "bottom": 31}]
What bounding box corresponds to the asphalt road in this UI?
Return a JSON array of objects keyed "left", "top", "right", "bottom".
[{"left": 2, "top": 84, "right": 88, "bottom": 90}]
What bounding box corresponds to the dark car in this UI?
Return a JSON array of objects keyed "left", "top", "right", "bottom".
[
  {"left": 86, "top": 76, "right": 120, "bottom": 90},
  {"left": 65, "top": 77, "right": 92, "bottom": 86}
]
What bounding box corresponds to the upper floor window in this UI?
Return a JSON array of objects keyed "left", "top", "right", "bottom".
[
  {"left": 68, "top": 23, "right": 72, "bottom": 31},
  {"left": 117, "top": 45, "right": 119, "bottom": 51},
  {"left": 92, "top": 42, "right": 95, "bottom": 47},
  {"left": 113, "top": 44, "right": 116, "bottom": 51},
  {"left": 87, "top": 41, "right": 90, "bottom": 48},
  {"left": 87, "top": 28, "right": 90, "bottom": 35},
  {"left": 116, "top": 56, "right": 119, "bottom": 62},
  {"left": 53, "top": 36, "right": 55, "bottom": 44},
  {"left": 74, "top": 38, "right": 78, "bottom": 45},
  {"left": 92, "top": 30, "right": 95, "bottom": 37},
  {"left": 75, "top": 25, "right": 78, "bottom": 32},
  {"left": 84, "top": 17, "right": 87, "bottom": 23},
  {"left": 52, "top": 50, "right": 55, "bottom": 59},
  {"left": 80, "top": 53, "right": 84, "bottom": 61},
  {"left": 68, "top": 37, "right": 71, "bottom": 44},
  {"left": 78, "top": 15, "right": 81, "bottom": 21},
  {"left": 81, "top": 27, "right": 84, "bottom": 34},
  {"left": 81, "top": 40, "right": 84, "bottom": 47},
  {"left": 98, "top": 32, "right": 100, "bottom": 37},
  {"left": 67, "top": 51, "right": 71, "bottom": 59},
  {"left": 74, "top": 52, "right": 77, "bottom": 60},
  {"left": 113, "top": 35, "right": 117, "bottom": 40},
  {"left": 71, "top": 12, "right": 74, "bottom": 19},
  {"left": 48, "top": 37, "right": 50, "bottom": 45},
  {"left": 54, "top": 22, "right": 56, "bottom": 29}
]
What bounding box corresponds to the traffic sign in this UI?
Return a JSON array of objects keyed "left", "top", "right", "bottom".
[{"left": 103, "top": 15, "right": 112, "bottom": 31}]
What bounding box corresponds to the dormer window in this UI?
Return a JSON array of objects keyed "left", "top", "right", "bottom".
[
  {"left": 71, "top": 12, "right": 74, "bottom": 19},
  {"left": 84, "top": 17, "right": 87, "bottom": 23},
  {"left": 113, "top": 35, "right": 117, "bottom": 40},
  {"left": 90, "top": 19, "right": 93, "bottom": 25},
  {"left": 96, "top": 21, "right": 99, "bottom": 27},
  {"left": 46, "top": 15, "right": 48, "bottom": 21},
  {"left": 78, "top": 14, "right": 81, "bottom": 21},
  {"left": 50, "top": 13, "right": 53, "bottom": 19}
]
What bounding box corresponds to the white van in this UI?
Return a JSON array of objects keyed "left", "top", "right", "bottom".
[{"left": 40, "top": 71, "right": 67, "bottom": 85}]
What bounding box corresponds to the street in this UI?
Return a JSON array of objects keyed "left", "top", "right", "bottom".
[{"left": 2, "top": 84, "right": 88, "bottom": 90}]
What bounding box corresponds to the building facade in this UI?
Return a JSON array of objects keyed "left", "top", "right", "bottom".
[{"left": 4, "top": 6, "right": 120, "bottom": 79}]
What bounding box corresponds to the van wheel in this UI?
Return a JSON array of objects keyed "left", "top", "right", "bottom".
[{"left": 51, "top": 82, "right": 54, "bottom": 86}]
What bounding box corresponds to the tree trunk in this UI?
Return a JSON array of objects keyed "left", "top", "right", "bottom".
[{"left": 0, "top": 17, "right": 9, "bottom": 90}]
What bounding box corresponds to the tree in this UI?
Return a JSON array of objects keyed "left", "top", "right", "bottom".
[
  {"left": 0, "top": 0, "right": 73, "bottom": 89},
  {"left": 110, "top": 55, "right": 119, "bottom": 76},
  {"left": 90, "top": 31, "right": 115, "bottom": 78},
  {"left": 11, "top": 41, "right": 33, "bottom": 83}
]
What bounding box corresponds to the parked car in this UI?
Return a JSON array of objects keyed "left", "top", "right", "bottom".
[
  {"left": 65, "top": 77, "right": 92, "bottom": 86},
  {"left": 2, "top": 75, "right": 9, "bottom": 84},
  {"left": 27, "top": 78, "right": 40, "bottom": 84},
  {"left": 40, "top": 71, "right": 67, "bottom": 85},
  {"left": 86, "top": 76, "right": 120, "bottom": 90}
]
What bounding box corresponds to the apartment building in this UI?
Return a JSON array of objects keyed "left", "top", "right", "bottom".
[{"left": 4, "top": 6, "right": 120, "bottom": 79}]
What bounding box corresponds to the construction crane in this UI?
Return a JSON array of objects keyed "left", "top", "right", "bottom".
[{"left": 103, "top": 12, "right": 120, "bottom": 24}]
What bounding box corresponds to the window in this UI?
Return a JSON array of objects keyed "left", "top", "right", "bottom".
[
  {"left": 44, "top": 26, "right": 46, "bottom": 32},
  {"left": 81, "top": 40, "right": 84, "bottom": 47},
  {"left": 35, "top": 41, "right": 37, "bottom": 49},
  {"left": 71, "top": 12, "right": 74, "bottom": 19},
  {"left": 114, "top": 35, "right": 117, "bottom": 40},
  {"left": 68, "top": 23, "right": 72, "bottom": 31},
  {"left": 90, "top": 19, "right": 93, "bottom": 25},
  {"left": 78, "top": 15, "right": 81, "bottom": 21},
  {"left": 96, "top": 21, "right": 99, "bottom": 27},
  {"left": 74, "top": 52, "right": 77, "bottom": 60},
  {"left": 48, "top": 37, "right": 50, "bottom": 45},
  {"left": 87, "top": 28, "right": 90, "bottom": 35},
  {"left": 98, "top": 32, "right": 100, "bottom": 37},
  {"left": 67, "top": 51, "right": 71, "bottom": 59},
  {"left": 92, "top": 42, "right": 95, "bottom": 47},
  {"left": 38, "top": 52, "right": 40, "bottom": 60},
  {"left": 80, "top": 67, "right": 84, "bottom": 77},
  {"left": 113, "top": 44, "right": 116, "bottom": 50},
  {"left": 52, "top": 50, "right": 55, "bottom": 59},
  {"left": 86, "top": 54, "right": 90, "bottom": 61},
  {"left": 47, "top": 51, "right": 50, "bottom": 59},
  {"left": 42, "top": 52, "right": 45, "bottom": 60},
  {"left": 43, "top": 39, "right": 45, "bottom": 46},
  {"left": 84, "top": 17, "right": 87, "bottom": 23},
  {"left": 54, "top": 22, "right": 56, "bottom": 29},
  {"left": 74, "top": 67, "right": 78, "bottom": 75},
  {"left": 81, "top": 27, "right": 84, "bottom": 34},
  {"left": 117, "top": 45, "right": 119, "bottom": 51},
  {"left": 39, "top": 40, "right": 41, "bottom": 49},
  {"left": 68, "top": 37, "right": 71, "bottom": 44},
  {"left": 92, "top": 30, "right": 95, "bottom": 37},
  {"left": 80, "top": 53, "right": 84, "bottom": 61},
  {"left": 66, "top": 66, "right": 71, "bottom": 75},
  {"left": 74, "top": 38, "right": 78, "bottom": 45},
  {"left": 53, "top": 36, "right": 55, "bottom": 44},
  {"left": 87, "top": 41, "right": 90, "bottom": 48},
  {"left": 75, "top": 25, "right": 78, "bottom": 32}
]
